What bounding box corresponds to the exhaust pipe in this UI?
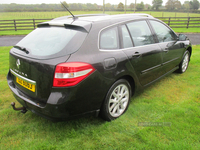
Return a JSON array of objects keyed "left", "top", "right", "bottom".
[{"left": 11, "top": 102, "right": 27, "bottom": 114}]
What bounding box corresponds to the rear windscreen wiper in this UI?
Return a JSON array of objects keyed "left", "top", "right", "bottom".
[{"left": 13, "top": 45, "right": 29, "bottom": 54}]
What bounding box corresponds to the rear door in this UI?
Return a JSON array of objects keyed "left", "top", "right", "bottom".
[
  {"left": 121, "top": 20, "right": 163, "bottom": 86},
  {"left": 149, "top": 20, "right": 185, "bottom": 73}
]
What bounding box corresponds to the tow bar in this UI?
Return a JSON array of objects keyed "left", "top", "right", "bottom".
[{"left": 11, "top": 102, "right": 27, "bottom": 114}]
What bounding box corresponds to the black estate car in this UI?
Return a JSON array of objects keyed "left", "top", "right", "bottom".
[{"left": 7, "top": 14, "right": 192, "bottom": 121}]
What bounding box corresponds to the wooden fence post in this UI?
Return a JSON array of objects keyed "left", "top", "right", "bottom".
[
  {"left": 168, "top": 17, "right": 171, "bottom": 26},
  {"left": 187, "top": 17, "right": 190, "bottom": 28},
  {"left": 33, "top": 19, "right": 36, "bottom": 29},
  {"left": 14, "top": 19, "right": 17, "bottom": 31}
]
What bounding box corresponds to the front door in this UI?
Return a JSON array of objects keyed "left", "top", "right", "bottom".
[
  {"left": 149, "top": 20, "right": 185, "bottom": 73},
  {"left": 121, "top": 20, "right": 163, "bottom": 86}
]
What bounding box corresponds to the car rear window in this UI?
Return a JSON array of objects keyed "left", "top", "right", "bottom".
[
  {"left": 15, "top": 26, "right": 87, "bottom": 59},
  {"left": 100, "top": 27, "right": 119, "bottom": 50}
]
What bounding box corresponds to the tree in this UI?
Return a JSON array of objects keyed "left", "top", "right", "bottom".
[
  {"left": 118, "top": 2, "right": 124, "bottom": 10},
  {"left": 86, "top": 3, "right": 94, "bottom": 9},
  {"left": 129, "top": 3, "right": 135, "bottom": 10},
  {"left": 165, "top": 0, "right": 181, "bottom": 10},
  {"left": 93, "top": 3, "right": 98, "bottom": 9},
  {"left": 145, "top": 4, "right": 151, "bottom": 10},
  {"left": 136, "top": 2, "right": 145, "bottom": 10},
  {"left": 183, "top": 1, "right": 190, "bottom": 10},
  {"left": 174, "top": 0, "right": 181, "bottom": 10},
  {"left": 190, "top": 0, "right": 200, "bottom": 10},
  {"left": 69, "top": 3, "right": 78, "bottom": 10},
  {"left": 152, "top": 0, "right": 163, "bottom": 10},
  {"left": 105, "top": 3, "right": 112, "bottom": 10},
  {"left": 77, "top": 3, "right": 83, "bottom": 10},
  {"left": 61, "top": 1, "right": 69, "bottom": 10}
]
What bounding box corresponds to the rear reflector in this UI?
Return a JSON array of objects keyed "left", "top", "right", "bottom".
[{"left": 53, "top": 62, "right": 95, "bottom": 87}]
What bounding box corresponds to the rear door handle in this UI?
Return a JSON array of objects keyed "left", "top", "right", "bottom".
[{"left": 132, "top": 52, "right": 141, "bottom": 58}]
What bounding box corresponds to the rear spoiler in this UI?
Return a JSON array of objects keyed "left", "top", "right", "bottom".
[{"left": 37, "top": 21, "right": 91, "bottom": 33}]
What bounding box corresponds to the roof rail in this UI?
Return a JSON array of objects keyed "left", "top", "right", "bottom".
[
  {"left": 136, "top": 13, "right": 153, "bottom": 17},
  {"left": 73, "top": 14, "right": 108, "bottom": 18},
  {"left": 116, "top": 13, "right": 154, "bottom": 18},
  {"left": 53, "top": 14, "right": 108, "bottom": 21}
]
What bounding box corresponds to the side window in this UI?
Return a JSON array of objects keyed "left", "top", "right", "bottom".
[
  {"left": 127, "top": 20, "right": 155, "bottom": 47},
  {"left": 150, "top": 20, "right": 177, "bottom": 43},
  {"left": 100, "top": 27, "right": 119, "bottom": 49},
  {"left": 121, "top": 25, "right": 133, "bottom": 48}
]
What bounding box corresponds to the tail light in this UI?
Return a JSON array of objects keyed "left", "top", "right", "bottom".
[{"left": 53, "top": 62, "right": 95, "bottom": 87}]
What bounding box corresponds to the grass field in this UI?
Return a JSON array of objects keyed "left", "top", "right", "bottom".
[
  {"left": 0, "top": 45, "right": 199, "bottom": 149},
  {"left": 0, "top": 11, "right": 200, "bottom": 35},
  {"left": 1, "top": 11, "right": 200, "bottom": 19}
]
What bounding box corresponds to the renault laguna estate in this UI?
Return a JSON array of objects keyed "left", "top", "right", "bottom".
[{"left": 7, "top": 14, "right": 192, "bottom": 121}]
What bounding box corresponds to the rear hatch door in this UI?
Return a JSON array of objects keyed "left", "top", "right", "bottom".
[{"left": 9, "top": 25, "right": 88, "bottom": 103}]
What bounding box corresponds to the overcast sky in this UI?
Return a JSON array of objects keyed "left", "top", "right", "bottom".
[{"left": 0, "top": 0, "right": 187, "bottom": 5}]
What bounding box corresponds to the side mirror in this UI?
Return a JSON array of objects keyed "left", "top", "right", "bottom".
[{"left": 178, "top": 34, "right": 187, "bottom": 41}]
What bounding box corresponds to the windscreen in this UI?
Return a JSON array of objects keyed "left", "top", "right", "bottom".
[{"left": 15, "top": 26, "right": 87, "bottom": 59}]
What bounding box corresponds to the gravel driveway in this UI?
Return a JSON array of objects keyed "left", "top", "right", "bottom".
[
  {"left": 183, "top": 33, "right": 200, "bottom": 45},
  {"left": 0, "top": 33, "right": 200, "bottom": 47},
  {"left": 0, "top": 35, "right": 25, "bottom": 47}
]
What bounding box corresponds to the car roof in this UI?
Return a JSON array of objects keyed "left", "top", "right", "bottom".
[{"left": 38, "top": 14, "right": 154, "bottom": 32}]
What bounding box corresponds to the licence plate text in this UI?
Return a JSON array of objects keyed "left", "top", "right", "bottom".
[{"left": 16, "top": 77, "right": 35, "bottom": 92}]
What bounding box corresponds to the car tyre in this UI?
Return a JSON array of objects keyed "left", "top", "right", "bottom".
[
  {"left": 178, "top": 50, "right": 190, "bottom": 73},
  {"left": 100, "top": 79, "right": 131, "bottom": 121}
]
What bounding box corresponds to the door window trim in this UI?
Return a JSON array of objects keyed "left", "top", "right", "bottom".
[{"left": 98, "top": 19, "right": 162, "bottom": 51}]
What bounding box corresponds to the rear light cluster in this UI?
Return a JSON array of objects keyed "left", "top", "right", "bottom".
[{"left": 53, "top": 62, "right": 95, "bottom": 87}]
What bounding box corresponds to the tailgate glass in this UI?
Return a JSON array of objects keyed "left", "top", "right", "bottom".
[{"left": 15, "top": 27, "right": 87, "bottom": 59}]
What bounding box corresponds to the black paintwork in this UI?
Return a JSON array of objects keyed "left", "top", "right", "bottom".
[{"left": 7, "top": 14, "right": 192, "bottom": 120}]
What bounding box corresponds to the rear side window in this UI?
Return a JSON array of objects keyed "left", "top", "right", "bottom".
[
  {"left": 100, "top": 27, "right": 119, "bottom": 49},
  {"left": 149, "top": 20, "right": 177, "bottom": 43},
  {"left": 127, "top": 20, "right": 155, "bottom": 47},
  {"left": 16, "top": 27, "right": 87, "bottom": 59}
]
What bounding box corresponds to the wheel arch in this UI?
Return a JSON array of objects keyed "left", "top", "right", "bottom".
[
  {"left": 99, "top": 76, "right": 135, "bottom": 121},
  {"left": 99, "top": 75, "right": 136, "bottom": 111},
  {"left": 117, "top": 75, "right": 136, "bottom": 97},
  {"left": 187, "top": 46, "right": 192, "bottom": 59}
]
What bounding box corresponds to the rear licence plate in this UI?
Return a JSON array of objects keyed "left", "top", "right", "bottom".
[{"left": 16, "top": 77, "right": 35, "bottom": 92}]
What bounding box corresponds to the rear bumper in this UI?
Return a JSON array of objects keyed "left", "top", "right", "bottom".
[
  {"left": 9, "top": 84, "right": 100, "bottom": 121},
  {"left": 13, "top": 92, "right": 99, "bottom": 121},
  {"left": 7, "top": 71, "right": 105, "bottom": 121},
  {"left": 8, "top": 81, "right": 71, "bottom": 120},
  {"left": 13, "top": 91, "right": 99, "bottom": 121}
]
